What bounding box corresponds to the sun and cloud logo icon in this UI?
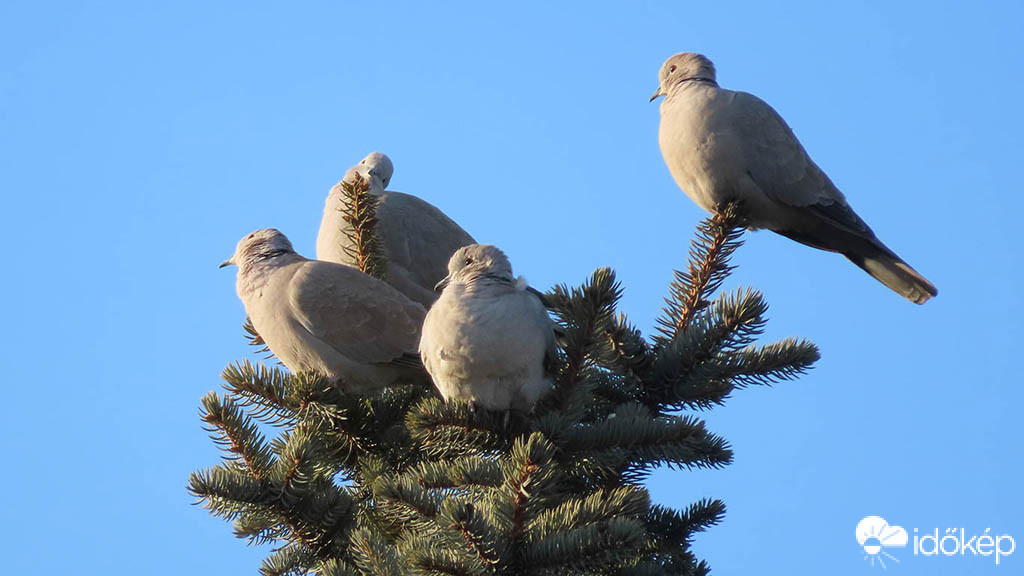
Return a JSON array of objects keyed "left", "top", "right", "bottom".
[{"left": 857, "top": 516, "right": 908, "bottom": 569}]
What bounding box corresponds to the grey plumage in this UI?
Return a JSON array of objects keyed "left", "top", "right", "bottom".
[
  {"left": 652, "top": 52, "right": 937, "bottom": 304},
  {"left": 223, "top": 228, "right": 426, "bottom": 393},
  {"left": 419, "top": 245, "right": 557, "bottom": 411},
  {"left": 316, "top": 152, "right": 476, "bottom": 307}
]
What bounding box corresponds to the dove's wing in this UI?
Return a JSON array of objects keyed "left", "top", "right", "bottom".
[
  {"left": 522, "top": 286, "right": 560, "bottom": 377},
  {"left": 730, "top": 91, "right": 877, "bottom": 238},
  {"left": 376, "top": 191, "right": 476, "bottom": 288},
  {"left": 287, "top": 260, "right": 425, "bottom": 365},
  {"left": 728, "top": 91, "right": 936, "bottom": 302},
  {"left": 541, "top": 309, "right": 559, "bottom": 380}
]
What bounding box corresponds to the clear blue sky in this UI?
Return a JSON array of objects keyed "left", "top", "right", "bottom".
[{"left": 1, "top": 1, "right": 1020, "bottom": 574}]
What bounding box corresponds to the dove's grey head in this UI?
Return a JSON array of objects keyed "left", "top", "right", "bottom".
[
  {"left": 220, "top": 228, "right": 296, "bottom": 270},
  {"left": 353, "top": 152, "right": 394, "bottom": 189},
  {"left": 650, "top": 52, "right": 717, "bottom": 101},
  {"left": 435, "top": 244, "right": 514, "bottom": 291}
]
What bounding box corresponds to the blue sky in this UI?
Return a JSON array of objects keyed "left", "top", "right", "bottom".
[{"left": 1, "top": 1, "right": 1020, "bottom": 574}]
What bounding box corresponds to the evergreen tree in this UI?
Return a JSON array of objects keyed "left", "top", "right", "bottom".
[{"left": 190, "top": 179, "right": 819, "bottom": 575}]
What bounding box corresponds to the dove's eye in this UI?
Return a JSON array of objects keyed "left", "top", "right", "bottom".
[
  {"left": 464, "top": 258, "right": 473, "bottom": 266},
  {"left": 248, "top": 233, "right": 255, "bottom": 239},
  {"left": 669, "top": 65, "right": 677, "bottom": 73}
]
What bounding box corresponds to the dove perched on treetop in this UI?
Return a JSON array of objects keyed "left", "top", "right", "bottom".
[
  {"left": 317, "top": 152, "right": 476, "bottom": 307},
  {"left": 651, "top": 52, "right": 937, "bottom": 304},
  {"left": 222, "top": 228, "right": 426, "bottom": 393},
  {"left": 419, "top": 244, "right": 558, "bottom": 412}
]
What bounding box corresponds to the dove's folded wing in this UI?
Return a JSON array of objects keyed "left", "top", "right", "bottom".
[
  {"left": 376, "top": 191, "right": 476, "bottom": 288},
  {"left": 731, "top": 91, "right": 877, "bottom": 238},
  {"left": 288, "top": 261, "right": 426, "bottom": 366}
]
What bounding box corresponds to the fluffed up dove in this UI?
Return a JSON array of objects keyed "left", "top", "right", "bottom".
[
  {"left": 222, "top": 228, "right": 427, "bottom": 393},
  {"left": 317, "top": 152, "right": 476, "bottom": 307},
  {"left": 419, "top": 245, "right": 558, "bottom": 412},
  {"left": 652, "top": 52, "right": 937, "bottom": 304}
]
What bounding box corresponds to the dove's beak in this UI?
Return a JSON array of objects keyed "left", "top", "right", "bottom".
[
  {"left": 649, "top": 87, "right": 665, "bottom": 102},
  {"left": 219, "top": 258, "right": 234, "bottom": 269},
  {"left": 434, "top": 274, "right": 452, "bottom": 292}
]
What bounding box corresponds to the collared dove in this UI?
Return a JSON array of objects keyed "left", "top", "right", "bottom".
[
  {"left": 652, "top": 52, "right": 937, "bottom": 304},
  {"left": 221, "top": 228, "right": 427, "bottom": 393},
  {"left": 316, "top": 152, "right": 476, "bottom": 307},
  {"left": 419, "top": 244, "right": 557, "bottom": 411}
]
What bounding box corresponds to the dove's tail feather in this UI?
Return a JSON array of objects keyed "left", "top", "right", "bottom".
[
  {"left": 843, "top": 246, "right": 938, "bottom": 305},
  {"left": 775, "top": 214, "right": 937, "bottom": 305}
]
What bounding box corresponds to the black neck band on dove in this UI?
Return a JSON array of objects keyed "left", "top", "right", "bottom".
[{"left": 676, "top": 76, "right": 718, "bottom": 87}]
